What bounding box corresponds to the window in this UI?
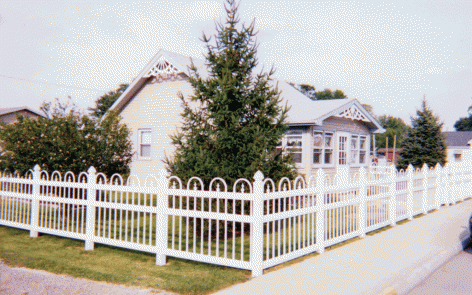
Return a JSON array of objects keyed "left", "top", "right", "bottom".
[
  {"left": 359, "top": 136, "right": 367, "bottom": 164},
  {"left": 277, "top": 130, "right": 303, "bottom": 164},
  {"left": 338, "top": 135, "right": 348, "bottom": 165},
  {"left": 313, "top": 131, "right": 333, "bottom": 165},
  {"left": 286, "top": 131, "right": 303, "bottom": 163},
  {"left": 454, "top": 153, "right": 462, "bottom": 162},
  {"left": 138, "top": 129, "right": 151, "bottom": 159},
  {"left": 350, "top": 135, "right": 359, "bottom": 164}
]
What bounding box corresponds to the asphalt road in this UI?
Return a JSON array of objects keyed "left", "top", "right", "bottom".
[
  {"left": 0, "top": 260, "right": 176, "bottom": 295},
  {"left": 407, "top": 247, "right": 472, "bottom": 295}
]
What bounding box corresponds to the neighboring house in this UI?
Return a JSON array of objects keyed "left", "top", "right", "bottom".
[
  {"left": 109, "top": 49, "right": 385, "bottom": 180},
  {"left": 0, "top": 106, "right": 45, "bottom": 154},
  {"left": 443, "top": 131, "right": 472, "bottom": 163},
  {"left": 0, "top": 106, "right": 44, "bottom": 125},
  {"left": 375, "top": 148, "right": 402, "bottom": 165}
]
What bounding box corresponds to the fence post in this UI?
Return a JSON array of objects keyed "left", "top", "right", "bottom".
[
  {"left": 434, "top": 164, "right": 442, "bottom": 210},
  {"left": 388, "top": 165, "right": 397, "bottom": 226},
  {"left": 421, "top": 164, "right": 429, "bottom": 214},
  {"left": 443, "top": 163, "right": 451, "bottom": 206},
  {"left": 467, "top": 157, "right": 472, "bottom": 199},
  {"left": 251, "top": 170, "right": 264, "bottom": 277},
  {"left": 406, "top": 164, "right": 414, "bottom": 220},
  {"left": 156, "top": 169, "right": 169, "bottom": 266},
  {"left": 29, "top": 164, "right": 41, "bottom": 238},
  {"left": 85, "top": 166, "right": 97, "bottom": 251},
  {"left": 315, "top": 169, "right": 326, "bottom": 254},
  {"left": 358, "top": 167, "right": 367, "bottom": 238},
  {"left": 457, "top": 162, "right": 465, "bottom": 201}
]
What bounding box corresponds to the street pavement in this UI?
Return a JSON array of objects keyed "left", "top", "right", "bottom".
[
  {"left": 213, "top": 199, "right": 472, "bottom": 295},
  {"left": 407, "top": 247, "right": 472, "bottom": 295},
  {"left": 0, "top": 262, "right": 176, "bottom": 295}
]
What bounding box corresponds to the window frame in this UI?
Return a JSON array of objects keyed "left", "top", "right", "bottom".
[
  {"left": 277, "top": 129, "right": 304, "bottom": 166},
  {"left": 312, "top": 130, "right": 335, "bottom": 168},
  {"left": 349, "top": 134, "right": 368, "bottom": 166},
  {"left": 137, "top": 128, "right": 152, "bottom": 160}
]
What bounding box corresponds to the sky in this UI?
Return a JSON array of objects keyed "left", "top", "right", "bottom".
[{"left": 0, "top": 0, "right": 471, "bottom": 130}]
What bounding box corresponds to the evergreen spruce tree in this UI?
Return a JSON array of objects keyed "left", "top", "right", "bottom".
[
  {"left": 165, "top": 0, "right": 296, "bottom": 188},
  {"left": 397, "top": 98, "right": 447, "bottom": 170}
]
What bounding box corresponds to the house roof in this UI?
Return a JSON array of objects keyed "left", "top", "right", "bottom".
[
  {"left": 0, "top": 106, "right": 44, "bottom": 118},
  {"left": 443, "top": 131, "right": 472, "bottom": 147},
  {"left": 109, "top": 49, "right": 385, "bottom": 133}
]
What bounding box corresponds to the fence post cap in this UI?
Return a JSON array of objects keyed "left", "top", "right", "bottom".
[
  {"left": 254, "top": 170, "right": 264, "bottom": 182},
  {"left": 87, "top": 166, "right": 96, "bottom": 174},
  {"left": 33, "top": 164, "right": 41, "bottom": 172},
  {"left": 158, "top": 168, "right": 169, "bottom": 178}
]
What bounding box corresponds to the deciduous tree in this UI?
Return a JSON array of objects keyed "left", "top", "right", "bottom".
[
  {"left": 375, "top": 115, "right": 410, "bottom": 148},
  {"left": 89, "top": 84, "right": 128, "bottom": 119},
  {"left": 0, "top": 99, "right": 133, "bottom": 177}
]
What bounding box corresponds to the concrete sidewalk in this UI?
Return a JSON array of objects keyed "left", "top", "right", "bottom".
[{"left": 213, "top": 199, "right": 472, "bottom": 295}]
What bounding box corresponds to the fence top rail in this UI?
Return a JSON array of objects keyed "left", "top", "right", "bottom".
[
  {"left": 167, "top": 188, "right": 254, "bottom": 200},
  {"left": 0, "top": 177, "right": 34, "bottom": 184}
]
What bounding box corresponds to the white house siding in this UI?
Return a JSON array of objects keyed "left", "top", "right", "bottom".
[
  {"left": 119, "top": 77, "right": 195, "bottom": 182},
  {"left": 295, "top": 117, "right": 371, "bottom": 176},
  {"left": 446, "top": 147, "right": 472, "bottom": 164},
  {"left": 321, "top": 116, "right": 370, "bottom": 134}
]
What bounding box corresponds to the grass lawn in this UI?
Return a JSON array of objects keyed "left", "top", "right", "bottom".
[{"left": 0, "top": 225, "right": 251, "bottom": 295}]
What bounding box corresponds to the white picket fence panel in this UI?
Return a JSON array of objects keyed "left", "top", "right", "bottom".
[{"left": 1, "top": 161, "right": 472, "bottom": 277}]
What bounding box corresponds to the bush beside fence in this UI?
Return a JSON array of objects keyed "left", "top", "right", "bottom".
[{"left": 1, "top": 161, "right": 471, "bottom": 277}]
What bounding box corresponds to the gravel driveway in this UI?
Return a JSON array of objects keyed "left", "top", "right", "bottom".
[{"left": 0, "top": 261, "right": 177, "bottom": 295}]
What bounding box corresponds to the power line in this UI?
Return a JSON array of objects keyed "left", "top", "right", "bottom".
[{"left": 0, "top": 74, "right": 106, "bottom": 92}]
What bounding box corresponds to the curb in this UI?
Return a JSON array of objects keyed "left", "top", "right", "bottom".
[{"left": 375, "top": 232, "right": 471, "bottom": 295}]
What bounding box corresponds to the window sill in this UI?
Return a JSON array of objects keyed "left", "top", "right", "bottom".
[
  {"left": 312, "top": 164, "right": 335, "bottom": 168},
  {"left": 137, "top": 157, "right": 152, "bottom": 161}
]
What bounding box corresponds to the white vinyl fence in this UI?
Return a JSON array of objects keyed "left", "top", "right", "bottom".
[{"left": 1, "top": 162, "right": 471, "bottom": 277}]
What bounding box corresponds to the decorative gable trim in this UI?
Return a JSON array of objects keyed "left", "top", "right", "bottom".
[
  {"left": 313, "top": 99, "right": 385, "bottom": 133},
  {"left": 143, "top": 55, "right": 182, "bottom": 79},
  {"left": 334, "top": 105, "right": 371, "bottom": 122}
]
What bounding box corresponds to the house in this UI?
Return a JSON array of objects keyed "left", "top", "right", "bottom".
[
  {"left": 443, "top": 131, "right": 472, "bottom": 163},
  {"left": 109, "top": 49, "right": 385, "bottom": 181},
  {"left": 0, "top": 106, "right": 45, "bottom": 125}
]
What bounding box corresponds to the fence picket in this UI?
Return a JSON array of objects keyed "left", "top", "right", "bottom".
[{"left": 406, "top": 165, "right": 414, "bottom": 220}]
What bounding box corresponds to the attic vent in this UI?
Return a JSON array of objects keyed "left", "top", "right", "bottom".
[
  {"left": 143, "top": 56, "right": 182, "bottom": 79},
  {"left": 335, "top": 105, "right": 370, "bottom": 122}
]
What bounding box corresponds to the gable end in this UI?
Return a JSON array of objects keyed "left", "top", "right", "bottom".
[
  {"left": 334, "top": 105, "right": 370, "bottom": 122},
  {"left": 143, "top": 55, "right": 184, "bottom": 80}
]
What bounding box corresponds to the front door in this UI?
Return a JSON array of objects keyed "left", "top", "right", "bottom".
[{"left": 337, "top": 132, "right": 349, "bottom": 166}]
